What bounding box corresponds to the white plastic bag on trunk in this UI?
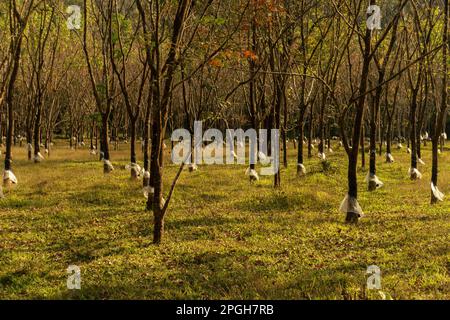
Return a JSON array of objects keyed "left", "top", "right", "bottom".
[
  {"left": 127, "top": 163, "right": 142, "bottom": 177},
  {"left": 431, "top": 182, "right": 444, "bottom": 202},
  {"left": 3, "top": 170, "right": 17, "bottom": 184},
  {"left": 386, "top": 153, "right": 394, "bottom": 163},
  {"left": 245, "top": 167, "right": 259, "bottom": 181},
  {"left": 34, "top": 152, "right": 44, "bottom": 162},
  {"left": 340, "top": 194, "right": 364, "bottom": 217},
  {"left": 143, "top": 186, "right": 154, "bottom": 199},
  {"left": 408, "top": 168, "right": 422, "bottom": 180},
  {"left": 103, "top": 159, "right": 114, "bottom": 172},
  {"left": 365, "top": 173, "right": 384, "bottom": 189},
  {"left": 297, "top": 163, "right": 306, "bottom": 176},
  {"left": 126, "top": 162, "right": 142, "bottom": 172},
  {"left": 318, "top": 152, "right": 326, "bottom": 161}
]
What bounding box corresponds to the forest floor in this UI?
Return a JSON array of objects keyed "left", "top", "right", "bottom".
[{"left": 0, "top": 140, "right": 449, "bottom": 300}]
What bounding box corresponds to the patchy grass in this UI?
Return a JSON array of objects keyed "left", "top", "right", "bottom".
[{"left": 0, "top": 141, "right": 449, "bottom": 300}]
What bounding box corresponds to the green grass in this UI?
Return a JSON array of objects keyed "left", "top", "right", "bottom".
[{"left": 0, "top": 141, "right": 449, "bottom": 300}]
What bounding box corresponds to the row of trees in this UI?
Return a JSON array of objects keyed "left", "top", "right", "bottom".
[{"left": 0, "top": 0, "right": 448, "bottom": 243}]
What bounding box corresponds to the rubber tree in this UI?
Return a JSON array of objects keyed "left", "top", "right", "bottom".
[
  {"left": 82, "top": 0, "right": 116, "bottom": 174},
  {"left": 295, "top": 3, "right": 323, "bottom": 176},
  {"left": 368, "top": 15, "right": 400, "bottom": 190},
  {"left": 109, "top": 0, "right": 148, "bottom": 180},
  {"left": 339, "top": 0, "right": 407, "bottom": 223},
  {"left": 2, "top": 0, "right": 35, "bottom": 190},
  {"left": 137, "top": 0, "right": 246, "bottom": 243},
  {"left": 406, "top": 1, "right": 438, "bottom": 180},
  {"left": 137, "top": 0, "right": 201, "bottom": 243},
  {"left": 25, "top": 1, "right": 59, "bottom": 163},
  {"left": 431, "top": 0, "right": 448, "bottom": 204},
  {"left": 266, "top": 0, "right": 296, "bottom": 188}
]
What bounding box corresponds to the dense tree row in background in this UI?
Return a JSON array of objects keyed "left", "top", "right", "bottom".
[{"left": 0, "top": 0, "right": 448, "bottom": 243}]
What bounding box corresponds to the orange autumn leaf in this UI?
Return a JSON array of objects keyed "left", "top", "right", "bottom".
[
  {"left": 209, "top": 58, "right": 222, "bottom": 67},
  {"left": 243, "top": 50, "right": 258, "bottom": 61}
]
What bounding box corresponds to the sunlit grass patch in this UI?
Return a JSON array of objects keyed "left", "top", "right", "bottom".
[{"left": 0, "top": 141, "right": 449, "bottom": 299}]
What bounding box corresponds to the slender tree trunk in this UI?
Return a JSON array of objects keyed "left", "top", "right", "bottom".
[
  {"left": 360, "top": 126, "right": 365, "bottom": 170},
  {"left": 151, "top": 111, "right": 164, "bottom": 243},
  {"left": 27, "top": 129, "right": 32, "bottom": 160},
  {"left": 282, "top": 98, "right": 288, "bottom": 169},
  {"left": 33, "top": 105, "right": 42, "bottom": 163},
  {"left": 143, "top": 97, "right": 152, "bottom": 188},
  {"left": 297, "top": 112, "right": 305, "bottom": 175},
  {"left": 410, "top": 90, "right": 419, "bottom": 179},
  {"left": 386, "top": 120, "right": 392, "bottom": 157},
  {"left": 431, "top": 0, "right": 448, "bottom": 203},
  {"left": 102, "top": 113, "right": 112, "bottom": 173},
  {"left": 344, "top": 5, "right": 373, "bottom": 223},
  {"left": 4, "top": 31, "right": 24, "bottom": 175},
  {"left": 308, "top": 110, "right": 313, "bottom": 158},
  {"left": 130, "top": 118, "right": 138, "bottom": 179}
]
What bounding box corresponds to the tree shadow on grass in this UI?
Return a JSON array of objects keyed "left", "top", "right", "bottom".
[
  {"left": 166, "top": 215, "right": 248, "bottom": 230},
  {"left": 43, "top": 250, "right": 369, "bottom": 300},
  {"left": 68, "top": 185, "right": 134, "bottom": 207},
  {"left": 234, "top": 191, "right": 335, "bottom": 213}
]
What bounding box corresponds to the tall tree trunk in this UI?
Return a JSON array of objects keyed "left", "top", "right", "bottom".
[
  {"left": 431, "top": 0, "right": 448, "bottom": 203},
  {"left": 282, "top": 97, "right": 288, "bottom": 169},
  {"left": 344, "top": 3, "right": 373, "bottom": 223},
  {"left": 101, "top": 113, "right": 112, "bottom": 173},
  {"left": 297, "top": 112, "right": 305, "bottom": 175},
  {"left": 4, "top": 27, "right": 24, "bottom": 177},
  {"left": 143, "top": 96, "right": 152, "bottom": 188},
  {"left": 307, "top": 110, "right": 313, "bottom": 158},
  {"left": 33, "top": 106, "right": 42, "bottom": 163},
  {"left": 409, "top": 89, "right": 420, "bottom": 179},
  {"left": 130, "top": 118, "right": 138, "bottom": 179},
  {"left": 360, "top": 126, "right": 365, "bottom": 170}
]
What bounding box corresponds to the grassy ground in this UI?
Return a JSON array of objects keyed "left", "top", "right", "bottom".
[{"left": 0, "top": 140, "right": 449, "bottom": 300}]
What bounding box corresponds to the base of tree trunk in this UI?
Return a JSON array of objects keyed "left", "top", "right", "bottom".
[
  {"left": 131, "top": 168, "right": 139, "bottom": 180},
  {"left": 245, "top": 167, "right": 259, "bottom": 182},
  {"left": 146, "top": 197, "right": 153, "bottom": 211},
  {"left": 297, "top": 164, "right": 306, "bottom": 177},
  {"left": 143, "top": 173, "right": 150, "bottom": 188},
  {"left": 385, "top": 153, "right": 394, "bottom": 163},
  {"left": 431, "top": 182, "right": 444, "bottom": 203},
  {"left": 3, "top": 170, "right": 17, "bottom": 187},
  {"left": 368, "top": 180, "right": 378, "bottom": 191},
  {"left": 153, "top": 216, "right": 164, "bottom": 244},
  {"left": 104, "top": 161, "right": 114, "bottom": 174},
  {"left": 431, "top": 194, "right": 438, "bottom": 204},
  {"left": 410, "top": 171, "right": 421, "bottom": 180},
  {"left": 345, "top": 212, "right": 360, "bottom": 224}
]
